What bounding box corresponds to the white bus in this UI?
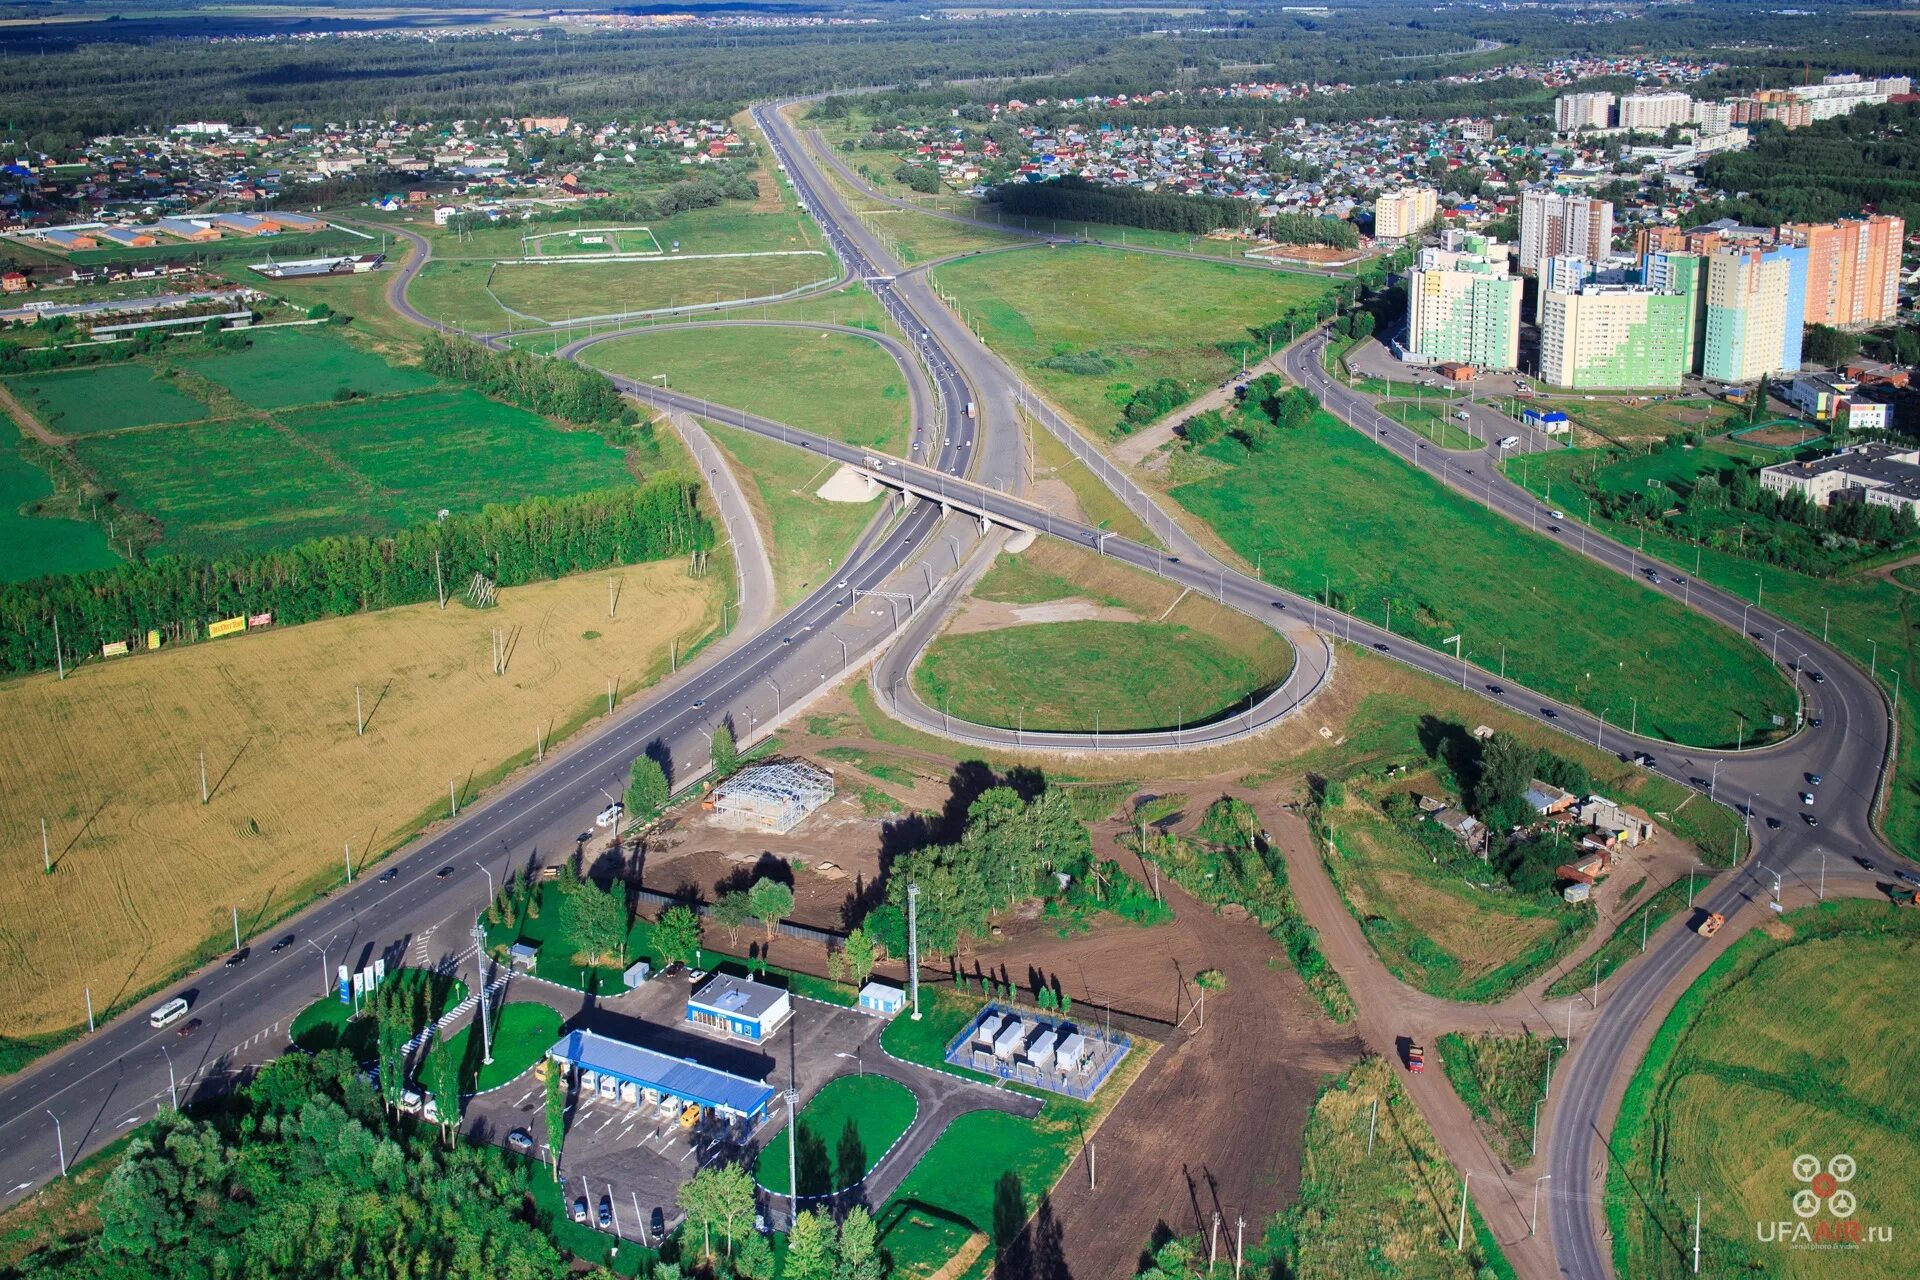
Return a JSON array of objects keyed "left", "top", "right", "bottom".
[{"left": 149, "top": 996, "right": 190, "bottom": 1029}]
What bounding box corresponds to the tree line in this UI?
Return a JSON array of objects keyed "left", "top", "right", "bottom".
[
  {"left": 421, "top": 332, "right": 628, "bottom": 426},
  {"left": 0, "top": 479, "right": 713, "bottom": 677},
  {"left": 989, "top": 175, "right": 1253, "bottom": 235}
]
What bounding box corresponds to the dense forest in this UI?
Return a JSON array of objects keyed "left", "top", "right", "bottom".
[
  {"left": 0, "top": 478, "right": 713, "bottom": 677},
  {"left": 1696, "top": 103, "right": 1920, "bottom": 226},
  {"left": 990, "top": 175, "right": 1252, "bottom": 234}
]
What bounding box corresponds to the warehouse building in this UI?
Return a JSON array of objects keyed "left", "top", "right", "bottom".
[
  {"left": 686, "top": 974, "right": 791, "bottom": 1042},
  {"left": 704, "top": 759, "right": 834, "bottom": 833},
  {"left": 546, "top": 1028, "right": 776, "bottom": 1124}
]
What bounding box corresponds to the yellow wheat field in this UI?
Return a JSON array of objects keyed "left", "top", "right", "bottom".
[{"left": 0, "top": 563, "right": 720, "bottom": 1040}]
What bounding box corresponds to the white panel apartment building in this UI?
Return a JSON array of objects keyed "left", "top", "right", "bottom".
[
  {"left": 1372, "top": 187, "right": 1438, "bottom": 240},
  {"left": 1405, "top": 239, "right": 1522, "bottom": 371},
  {"left": 1555, "top": 92, "right": 1616, "bottom": 132},
  {"left": 1518, "top": 190, "right": 1615, "bottom": 276},
  {"left": 1617, "top": 91, "right": 1693, "bottom": 131}
]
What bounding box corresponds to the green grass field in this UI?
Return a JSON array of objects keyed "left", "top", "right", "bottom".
[
  {"left": 1608, "top": 900, "right": 1920, "bottom": 1280},
  {"left": 74, "top": 389, "right": 631, "bottom": 558},
  {"left": 424, "top": 1001, "right": 563, "bottom": 1094},
  {"left": 704, "top": 421, "right": 879, "bottom": 607},
  {"left": 0, "top": 442, "right": 118, "bottom": 582},
  {"left": 755, "top": 1074, "right": 917, "bottom": 1196},
  {"left": 491, "top": 254, "right": 834, "bottom": 322},
  {"left": 7, "top": 364, "right": 210, "bottom": 435},
  {"left": 1559, "top": 396, "right": 1739, "bottom": 444},
  {"left": 1322, "top": 804, "right": 1590, "bottom": 1002},
  {"left": 915, "top": 620, "right": 1278, "bottom": 733},
  {"left": 1377, "top": 399, "right": 1479, "bottom": 451},
  {"left": 411, "top": 202, "right": 819, "bottom": 262},
  {"left": 931, "top": 245, "right": 1333, "bottom": 437},
  {"left": 1172, "top": 412, "right": 1794, "bottom": 747},
  {"left": 183, "top": 326, "right": 438, "bottom": 409},
  {"left": 1027, "top": 415, "right": 1155, "bottom": 546},
  {"left": 586, "top": 325, "right": 910, "bottom": 453},
  {"left": 1435, "top": 1031, "right": 1554, "bottom": 1165}
]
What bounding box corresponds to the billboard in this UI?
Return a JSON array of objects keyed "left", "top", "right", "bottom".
[
  {"left": 248, "top": 612, "right": 273, "bottom": 628},
  {"left": 101, "top": 640, "right": 129, "bottom": 658},
  {"left": 147, "top": 630, "right": 161, "bottom": 651},
  {"left": 337, "top": 964, "right": 351, "bottom": 1005},
  {"left": 208, "top": 616, "right": 246, "bottom": 639}
]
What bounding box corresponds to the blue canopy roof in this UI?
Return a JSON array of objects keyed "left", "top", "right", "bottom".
[{"left": 547, "top": 1030, "right": 775, "bottom": 1116}]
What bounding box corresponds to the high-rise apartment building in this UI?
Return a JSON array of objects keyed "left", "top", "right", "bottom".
[
  {"left": 1617, "top": 90, "right": 1693, "bottom": 131},
  {"left": 1372, "top": 187, "right": 1438, "bottom": 240},
  {"left": 1540, "top": 286, "right": 1693, "bottom": 390},
  {"left": 1702, "top": 245, "right": 1807, "bottom": 384},
  {"left": 1640, "top": 251, "right": 1709, "bottom": 371},
  {"left": 1518, "top": 190, "right": 1614, "bottom": 276},
  {"left": 1689, "top": 100, "right": 1735, "bottom": 136},
  {"left": 1537, "top": 255, "right": 1592, "bottom": 321},
  {"left": 1555, "top": 92, "right": 1615, "bottom": 132},
  {"left": 1404, "top": 241, "right": 1523, "bottom": 371},
  {"left": 1782, "top": 215, "right": 1905, "bottom": 328}
]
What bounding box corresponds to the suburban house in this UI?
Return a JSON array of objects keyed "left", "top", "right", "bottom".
[
  {"left": 1432, "top": 808, "right": 1489, "bottom": 856},
  {"left": 1523, "top": 779, "right": 1580, "bottom": 816}
]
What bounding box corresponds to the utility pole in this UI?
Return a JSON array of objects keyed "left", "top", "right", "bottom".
[
  {"left": 355, "top": 685, "right": 364, "bottom": 736},
  {"left": 200, "top": 751, "right": 209, "bottom": 804},
  {"left": 1209, "top": 1211, "right": 1220, "bottom": 1270},
  {"left": 434, "top": 550, "right": 445, "bottom": 609},
  {"left": 906, "top": 883, "right": 921, "bottom": 1020},
  {"left": 785, "top": 1088, "right": 800, "bottom": 1227},
  {"left": 344, "top": 840, "right": 353, "bottom": 883},
  {"left": 52, "top": 615, "right": 64, "bottom": 680},
  {"left": 1693, "top": 1194, "right": 1702, "bottom": 1274},
  {"left": 449, "top": 779, "right": 458, "bottom": 817},
  {"left": 41, "top": 818, "right": 50, "bottom": 874},
  {"left": 1455, "top": 1171, "right": 1470, "bottom": 1250},
  {"left": 1367, "top": 1098, "right": 1378, "bottom": 1154},
  {"left": 84, "top": 985, "right": 93, "bottom": 1033},
  {"left": 232, "top": 905, "right": 240, "bottom": 951},
  {"left": 1235, "top": 1215, "right": 1245, "bottom": 1280}
]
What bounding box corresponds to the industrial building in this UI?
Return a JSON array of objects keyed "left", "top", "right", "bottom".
[
  {"left": 685, "top": 974, "right": 792, "bottom": 1042},
  {"left": 545, "top": 1028, "right": 776, "bottom": 1124},
  {"left": 704, "top": 759, "right": 834, "bottom": 834},
  {"left": 248, "top": 253, "right": 384, "bottom": 280}
]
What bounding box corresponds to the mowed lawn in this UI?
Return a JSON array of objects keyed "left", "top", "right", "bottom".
[
  {"left": 182, "top": 326, "right": 438, "bottom": 409},
  {"left": 587, "top": 325, "right": 910, "bottom": 452},
  {"left": 6, "top": 363, "right": 210, "bottom": 434},
  {"left": 75, "top": 390, "right": 633, "bottom": 558},
  {"left": 0, "top": 443, "right": 118, "bottom": 582},
  {"left": 755, "top": 1074, "right": 917, "bottom": 1196},
  {"left": 932, "top": 244, "right": 1332, "bottom": 436},
  {"left": 0, "top": 562, "right": 722, "bottom": 1045},
  {"left": 1610, "top": 902, "right": 1920, "bottom": 1280},
  {"left": 1173, "top": 413, "right": 1794, "bottom": 747},
  {"left": 488, "top": 253, "right": 834, "bottom": 322},
  {"left": 705, "top": 421, "right": 879, "bottom": 607},
  {"left": 915, "top": 620, "right": 1278, "bottom": 733}
]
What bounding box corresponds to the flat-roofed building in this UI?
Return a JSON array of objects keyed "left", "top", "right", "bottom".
[
  {"left": 1540, "top": 286, "right": 1691, "bottom": 390},
  {"left": 1555, "top": 92, "right": 1615, "bottom": 133},
  {"left": 1372, "top": 187, "right": 1438, "bottom": 241},
  {"left": 1783, "top": 215, "right": 1904, "bottom": 329},
  {"left": 1702, "top": 245, "right": 1806, "bottom": 384}
]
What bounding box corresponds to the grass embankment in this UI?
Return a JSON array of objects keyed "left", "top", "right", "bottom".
[
  {"left": 1542, "top": 876, "right": 1692, "bottom": 999},
  {"left": 1435, "top": 1032, "right": 1555, "bottom": 1165},
  {"left": 0, "top": 561, "right": 721, "bottom": 1056},
  {"left": 1608, "top": 900, "right": 1920, "bottom": 1280},
  {"left": 703, "top": 420, "right": 881, "bottom": 607},
  {"left": 914, "top": 538, "right": 1292, "bottom": 732},
  {"left": 1024, "top": 409, "right": 1156, "bottom": 545},
  {"left": 930, "top": 244, "right": 1333, "bottom": 437},
  {"left": 755, "top": 1074, "right": 917, "bottom": 1196},
  {"left": 289, "top": 968, "right": 468, "bottom": 1059},
  {"left": 1321, "top": 802, "right": 1591, "bottom": 1003},
  {"left": 1508, "top": 446, "right": 1920, "bottom": 848},
  {"left": 1174, "top": 411, "right": 1795, "bottom": 748},
  {"left": 586, "top": 324, "right": 911, "bottom": 453},
  {"left": 1264, "top": 1056, "right": 1515, "bottom": 1280}
]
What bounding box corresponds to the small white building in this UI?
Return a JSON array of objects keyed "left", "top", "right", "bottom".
[
  {"left": 1055, "top": 1031, "right": 1086, "bottom": 1071},
  {"left": 857, "top": 981, "right": 904, "bottom": 1016},
  {"left": 991, "top": 1018, "right": 1025, "bottom": 1060}
]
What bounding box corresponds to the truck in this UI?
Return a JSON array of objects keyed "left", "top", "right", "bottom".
[
  {"left": 1697, "top": 911, "right": 1725, "bottom": 938},
  {"left": 1407, "top": 1044, "right": 1425, "bottom": 1073},
  {"left": 965, "top": 400, "right": 977, "bottom": 419},
  {"left": 1890, "top": 886, "right": 1918, "bottom": 908}
]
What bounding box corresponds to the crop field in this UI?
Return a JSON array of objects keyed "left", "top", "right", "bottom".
[
  {"left": 5, "top": 364, "right": 210, "bottom": 434},
  {"left": 1173, "top": 412, "right": 1795, "bottom": 747},
  {"left": 0, "top": 442, "right": 117, "bottom": 583},
  {"left": 755, "top": 1074, "right": 917, "bottom": 1196},
  {"left": 1609, "top": 901, "right": 1920, "bottom": 1279},
  {"left": 0, "top": 561, "right": 723, "bottom": 1049},
  {"left": 1322, "top": 803, "right": 1589, "bottom": 1002},
  {"left": 586, "top": 324, "right": 911, "bottom": 453},
  {"left": 704, "top": 421, "right": 880, "bottom": 607},
  {"left": 181, "top": 325, "right": 439, "bottom": 409},
  {"left": 930, "top": 245, "right": 1333, "bottom": 436},
  {"left": 914, "top": 539, "right": 1292, "bottom": 732},
  {"left": 73, "top": 389, "right": 633, "bottom": 559}
]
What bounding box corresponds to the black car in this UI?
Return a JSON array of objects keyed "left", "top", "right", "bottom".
[
  {"left": 436, "top": 866, "right": 455, "bottom": 879},
  {"left": 1811, "top": 717, "right": 1823, "bottom": 727},
  {"left": 176, "top": 1018, "right": 203, "bottom": 1038},
  {"left": 270, "top": 935, "right": 294, "bottom": 953},
  {"left": 650, "top": 1208, "right": 667, "bottom": 1243},
  {"left": 1271, "top": 601, "right": 1286, "bottom": 610},
  {"left": 1486, "top": 684, "right": 1505, "bottom": 696},
  {"left": 1810, "top": 671, "right": 1826, "bottom": 684},
  {"left": 1856, "top": 857, "right": 1876, "bottom": 872},
  {"left": 1373, "top": 642, "right": 1389, "bottom": 652},
  {"left": 1804, "top": 814, "right": 1819, "bottom": 827},
  {"left": 1766, "top": 817, "right": 1782, "bottom": 829},
  {"left": 225, "top": 948, "right": 249, "bottom": 968},
  {"left": 1541, "top": 707, "right": 1558, "bottom": 719},
  {"left": 378, "top": 868, "right": 399, "bottom": 883}
]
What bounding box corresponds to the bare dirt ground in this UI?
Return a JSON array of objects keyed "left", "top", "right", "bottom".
[
  {"left": 939, "top": 594, "right": 1140, "bottom": 637},
  {"left": 1030, "top": 474, "right": 1089, "bottom": 525}
]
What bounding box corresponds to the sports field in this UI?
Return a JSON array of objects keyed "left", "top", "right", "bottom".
[
  {"left": 0, "top": 561, "right": 723, "bottom": 1048},
  {"left": 755, "top": 1074, "right": 916, "bottom": 1196},
  {"left": 0, "top": 443, "right": 118, "bottom": 583},
  {"left": 5, "top": 364, "right": 210, "bottom": 434},
  {"left": 527, "top": 227, "right": 662, "bottom": 257},
  {"left": 73, "top": 389, "right": 633, "bottom": 558},
  {"left": 929, "top": 244, "right": 1334, "bottom": 436},
  {"left": 914, "top": 539, "right": 1292, "bottom": 732},
  {"left": 704, "top": 421, "right": 880, "bottom": 607},
  {"left": 182, "top": 326, "right": 439, "bottom": 409},
  {"left": 1173, "top": 412, "right": 1795, "bottom": 747},
  {"left": 1609, "top": 900, "right": 1920, "bottom": 1279},
  {"left": 586, "top": 324, "right": 911, "bottom": 453}
]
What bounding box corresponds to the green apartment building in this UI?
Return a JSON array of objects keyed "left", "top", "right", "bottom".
[
  {"left": 1538, "top": 286, "right": 1692, "bottom": 389},
  {"left": 1406, "top": 250, "right": 1523, "bottom": 370}
]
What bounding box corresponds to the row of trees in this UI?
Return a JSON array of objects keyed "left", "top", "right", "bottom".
[
  {"left": 989, "top": 175, "right": 1254, "bottom": 235},
  {"left": 0, "top": 477, "right": 713, "bottom": 676},
  {"left": 421, "top": 332, "right": 628, "bottom": 425},
  {"left": 0, "top": 321, "right": 248, "bottom": 374},
  {"left": 1264, "top": 211, "right": 1360, "bottom": 250}
]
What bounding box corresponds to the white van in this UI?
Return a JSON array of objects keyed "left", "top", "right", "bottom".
[
  {"left": 149, "top": 996, "right": 190, "bottom": 1029},
  {"left": 1498, "top": 436, "right": 1521, "bottom": 450}
]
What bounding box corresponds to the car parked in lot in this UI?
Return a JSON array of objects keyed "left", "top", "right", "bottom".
[
  {"left": 507, "top": 1130, "right": 534, "bottom": 1153},
  {"left": 572, "top": 1198, "right": 589, "bottom": 1224},
  {"left": 651, "top": 1208, "right": 667, "bottom": 1242},
  {"left": 597, "top": 1197, "right": 612, "bottom": 1230}
]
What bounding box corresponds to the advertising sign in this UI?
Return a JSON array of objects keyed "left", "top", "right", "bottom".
[
  {"left": 147, "top": 630, "right": 161, "bottom": 651},
  {"left": 248, "top": 612, "right": 273, "bottom": 628},
  {"left": 101, "top": 640, "right": 129, "bottom": 658},
  {"left": 208, "top": 616, "right": 246, "bottom": 639},
  {"left": 337, "top": 964, "right": 351, "bottom": 1005},
  {"left": 372, "top": 957, "right": 387, "bottom": 986}
]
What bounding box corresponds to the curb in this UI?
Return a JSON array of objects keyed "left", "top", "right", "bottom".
[{"left": 752, "top": 1090, "right": 921, "bottom": 1203}]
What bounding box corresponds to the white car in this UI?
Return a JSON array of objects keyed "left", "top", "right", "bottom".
[
  {"left": 1498, "top": 436, "right": 1520, "bottom": 450},
  {"left": 595, "top": 803, "right": 624, "bottom": 828}
]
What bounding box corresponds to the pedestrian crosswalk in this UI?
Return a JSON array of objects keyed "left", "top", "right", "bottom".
[{"left": 403, "top": 971, "right": 510, "bottom": 1057}]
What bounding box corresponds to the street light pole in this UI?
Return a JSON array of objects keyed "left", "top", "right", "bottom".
[
  {"left": 162, "top": 1045, "right": 178, "bottom": 1110},
  {"left": 46, "top": 1110, "right": 65, "bottom": 1178}
]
